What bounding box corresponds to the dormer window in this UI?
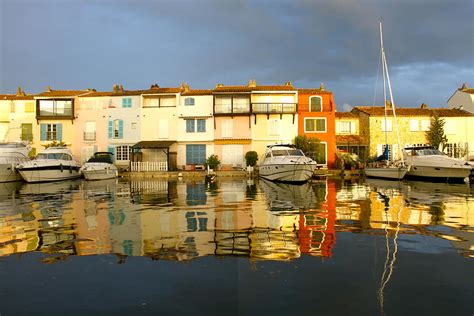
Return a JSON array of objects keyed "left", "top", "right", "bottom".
[
  {"left": 185, "top": 98, "right": 195, "bottom": 106},
  {"left": 309, "top": 96, "right": 322, "bottom": 112}
]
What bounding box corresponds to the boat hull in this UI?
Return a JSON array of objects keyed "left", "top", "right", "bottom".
[
  {"left": 81, "top": 163, "right": 118, "bottom": 180},
  {"left": 18, "top": 165, "right": 81, "bottom": 183},
  {"left": 259, "top": 163, "right": 315, "bottom": 183},
  {"left": 405, "top": 165, "right": 471, "bottom": 182},
  {"left": 365, "top": 166, "right": 408, "bottom": 180},
  {"left": 0, "top": 163, "right": 24, "bottom": 182}
]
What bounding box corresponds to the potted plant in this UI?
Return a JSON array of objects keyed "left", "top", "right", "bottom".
[
  {"left": 205, "top": 154, "right": 221, "bottom": 171},
  {"left": 245, "top": 151, "right": 258, "bottom": 172}
]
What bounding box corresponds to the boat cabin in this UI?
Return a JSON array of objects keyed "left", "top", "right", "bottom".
[
  {"left": 264, "top": 145, "right": 305, "bottom": 159},
  {"left": 87, "top": 152, "right": 114, "bottom": 164}
]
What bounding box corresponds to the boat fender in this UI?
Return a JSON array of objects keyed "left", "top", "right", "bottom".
[{"left": 60, "top": 164, "right": 63, "bottom": 172}]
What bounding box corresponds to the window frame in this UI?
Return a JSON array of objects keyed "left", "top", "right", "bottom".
[
  {"left": 309, "top": 96, "right": 323, "bottom": 112},
  {"left": 304, "top": 117, "right": 327, "bottom": 133}
]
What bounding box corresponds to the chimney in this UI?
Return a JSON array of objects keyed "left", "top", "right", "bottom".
[
  {"left": 46, "top": 85, "right": 52, "bottom": 92},
  {"left": 284, "top": 81, "right": 292, "bottom": 86},
  {"left": 215, "top": 83, "right": 224, "bottom": 88},
  {"left": 150, "top": 84, "right": 160, "bottom": 89},
  {"left": 113, "top": 84, "right": 119, "bottom": 93},
  {"left": 248, "top": 79, "right": 257, "bottom": 87},
  {"left": 460, "top": 83, "right": 468, "bottom": 90},
  {"left": 420, "top": 103, "right": 428, "bottom": 109},
  {"left": 320, "top": 83, "right": 325, "bottom": 91},
  {"left": 16, "top": 86, "right": 25, "bottom": 96},
  {"left": 385, "top": 100, "right": 392, "bottom": 109},
  {"left": 119, "top": 85, "right": 124, "bottom": 92}
]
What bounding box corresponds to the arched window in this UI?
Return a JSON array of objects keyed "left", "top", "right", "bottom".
[
  {"left": 184, "top": 98, "right": 195, "bottom": 106},
  {"left": 309, "top": 96, "right": 322, "bottom": 112}
]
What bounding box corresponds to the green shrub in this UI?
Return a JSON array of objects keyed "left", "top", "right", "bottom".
[
  {"left": 205, "top": 154, "right": 221, "bottom": 169},
  {"left": 245, "top": 151, "right": 258, "bottom": 167}
]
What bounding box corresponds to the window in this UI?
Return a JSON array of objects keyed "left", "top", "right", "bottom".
[
  {"left": 222, "top": 119, "right": 233, "bottom": 138},
  {"left": 445, "top": 143, "right": 466, "bottom": 158},
  {"left": 186, "top": 211, "right": 208, "bottom": 230},
  {"left": 186, "top": 144, "right": 206, "bottom": 164},
  {"left": 40, "top": 123, "right": 62, "bottom": 141},
  {"left": 38, "top": 99, "right": 73, "bottom": 117},
  {"left": 197, "top": 119, "right": 206, "bottom": 132},
  {"left": 122, "top": 98, "right": 132, "bottom": 108},
  {"left": 421, "top": 120, "right": 430, "bottom": 131},
  {"left": 108, "top": 119, "right": 123, "bottom": 139},
  {"left": 84, "top": 121, "right": 96, "bottom": 141},
  {"left": 184, "top": 98, "right": 195, "bottom": 106},
  {"left": 268, "top": 119, "right": 281, "bottom": 136},
  {"left": 305, "top": 118, "right": 326, "bottom": 132},
  {"left": 186, "top": 183, "right": 207, "bottom": 206},
  {"left": 409, "top": 119, "right": 419, "bottom": 132},
  {"left": 21, "top": 123, "right": 33, "bottom": 141},
  {"left": 115, "top": 145, "right": 131, "bottom": 161},
  {"left": 310, "top": 96, "right": 322, "bottom": 112},
  {"left": 337, "top": 121, "right": 351, "bottom": 133},
  {"left": 381, "top": 119, "right": 392, "bottom": 132},
  {"left": 186, "top": 119, "right": 206, "bottom": 133},
  {"left": 24, "top": 102, "right": 34, "bottom": 113}
]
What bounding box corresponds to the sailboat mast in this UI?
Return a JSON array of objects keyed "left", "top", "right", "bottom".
[
  {"left": 380, "top": 22, "right": 389, "bottom": 147},
  {"left": 380, "top": 22, "right": 405, "bottom": 164}
]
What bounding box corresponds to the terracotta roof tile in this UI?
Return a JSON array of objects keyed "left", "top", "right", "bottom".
[
  {"left": 214, "top": 85, "right": 295, "bottom": 93},
  {"left": 181, "top": 89, "right": 213, "bottom": 96},
  {"left": 335, "top": 112, "right": 357, "bottom": 118},
  {"left": 297, "top": 88, "right": 332, "bottom": 94},
  {"left": 353, "top": 106, "right": 474, "bottom": 117},
  {"left": 36, "top": 90, "right": 94, "bottom": 97},
  {"left": 142, "top": 87, "right": 182, "bottom": 94},
  {"left": 0, "top": 94, "right": 35, "bottom": 100},
  {"left": 462, "top": 88, "right": 474, "bottom": 94},
  {"left": 81, "top": 90, "right": 148, "bottom": 97}
]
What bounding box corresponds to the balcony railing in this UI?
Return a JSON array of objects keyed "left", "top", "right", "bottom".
[
  {"left": 251, "top": 103, "right": 297, "bottom": 114},
  {"left": 83, "top": 131, "right": 96, "bottom": 141}
]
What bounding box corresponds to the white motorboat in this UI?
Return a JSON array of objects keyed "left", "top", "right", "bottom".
[
  {"left": 258, "top": 144, "right": 317, "bottom": 183},
  {"left": 403, "top": 146, "right": 472, "bottom": 182},
  {"left": 364, "top": 22, "right": 408, "bottom": 180},
  {"left": 80, "top": 152, "right": 118, "bottom": 180},
  {"left": 16, "top": 147, "right": 81, "bottom": 183},
  {"left": 0, "top": 142, "right": 31, "bottom": 182}
]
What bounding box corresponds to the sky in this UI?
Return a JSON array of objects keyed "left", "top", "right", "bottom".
[{"left": 0, "top": 0, "right": 472, "bottom": 111}]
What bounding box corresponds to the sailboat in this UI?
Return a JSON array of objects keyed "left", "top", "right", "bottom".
[{"left": 365, "top": 22, "right": 408, "bottom": 180}]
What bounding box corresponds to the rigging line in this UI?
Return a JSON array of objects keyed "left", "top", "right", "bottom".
[{"left": 372, "top": 44, "right": 382, "bottom": 107}]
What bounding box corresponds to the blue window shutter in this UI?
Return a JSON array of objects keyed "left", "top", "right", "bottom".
[
  {"left": 56, "top": 123, "right": 62, "bottom": 141},
  {"left": 108, "top": 120, "right": 113, "bottom": 138},
  {"left": 40, "top": 124, "right": 47, "bottom": 141},
  {"left": 108, "top": 146, "right": 115, "bottom": 161},
  {"left": 199, "top": 145, "right": 206, "bottom": 164},
  {"left": 122, "top": 98, "right": 131, "bottom": 108},
  {"left": 118, "top": 119, "right": 123, "bottom": 139}
]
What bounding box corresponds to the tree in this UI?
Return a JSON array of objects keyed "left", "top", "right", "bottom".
[
  {"left": 293, "top": 135, "right": 320, "bottom": 158},
  {"left": 205, "top": 154, "right": 221, "bottom": 170},
  {"left": 425, "top": 112, "right": 448, "bottom": 150},
  {"left": 245, "top": 151, "right": 258, "bottom": 167}
]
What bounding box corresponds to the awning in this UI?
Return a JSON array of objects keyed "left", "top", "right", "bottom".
[{"left": 132, "top": 141, "right": 176, "bottom": 149}]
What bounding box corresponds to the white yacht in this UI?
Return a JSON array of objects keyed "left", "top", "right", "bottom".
[
  {"left": 16, "top": 147, "right": 81, "bottom": 183},
  {"left": 80, "top": 152, "right": 118, "bottom": 180},
  {"left": 403, "top": 146, "right": 472, "bottom": 182},
  {"left": 0, "top": 142, "right": 31, "bottom": 182},
  {"left": 258, "top": 144, "right": 317, "bottom": 183}
]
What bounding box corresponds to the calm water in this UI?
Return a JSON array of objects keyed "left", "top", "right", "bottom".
[{"left": 0, "top": 177, "right": 473, "bottom": 316}]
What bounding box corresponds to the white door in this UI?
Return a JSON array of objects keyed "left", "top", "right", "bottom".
[{"left": 222, "top": 145, "right": 244, "bottom": 168}]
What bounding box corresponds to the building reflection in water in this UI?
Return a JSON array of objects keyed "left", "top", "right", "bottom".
[{"left": 0, "top": 177, "right": 472, "bottom": 262}]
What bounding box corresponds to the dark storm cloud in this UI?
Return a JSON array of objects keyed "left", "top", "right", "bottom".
[{"left": 1, "top": 0, "right": 472, "bottom": 108}]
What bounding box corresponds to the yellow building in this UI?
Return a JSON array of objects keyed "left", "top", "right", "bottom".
[
  {"left": 352, "top": 104, "right": 474, "bottom": 159},
  {"left": 335, "top": 112, "right": 368, "bottom": 159}
]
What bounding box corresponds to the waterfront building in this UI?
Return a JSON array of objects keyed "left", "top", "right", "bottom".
[
  {"left": 79, "top": 85, "right": 143, "bottom": 169},
  {"left": 34, "top": 87, "right": 93, "bottom": 157},
  {"left": 0, "top": 87, "right": 36, "bottom": 154},
  {"left": 351, "top": 104, "right": 474, "bottom": 160},
  {"left": 212, "top": 82, "right": 253, "bottom": 170},
  {"left": 249, "top": 81, "right": 299, "bottom": 159},
  {"left": 177, "top": 85, "right": 215, "bottom": 170},
  {"left": 335, "top": 112, "right": 368, "bottom": 160},
  {"left": 297, "top": 84, "right": 337, "bottom": 167},
  {"left": 448, "top": 83, "right": 474, "bottom": 113}
]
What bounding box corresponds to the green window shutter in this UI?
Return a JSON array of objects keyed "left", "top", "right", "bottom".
[
  {"left": 122, "top": 98, "right": 132, "bottom": 108},
  {"left": 108, "top": 120, "right": 113, "bottom": 138},
  {"left": 56, "top": 123, "right": 63, "bottom": 141},
  {"left": 40, "top": 124, "right": 47, "bottom": 141},
  {"left": 118, "top": 120, "right": 124, "bottom": 139}
]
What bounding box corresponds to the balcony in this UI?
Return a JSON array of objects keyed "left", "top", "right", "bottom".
[
  {"left": 214, "top": 103, "right": 251, "bottom": 115},
  {"left": 83, "top": 131, "right": 96, "bottom": 141},
  {"left": 36, "top": 99, "right": 75, "bottom": 120},
  {"left": 251, "top": 103, "right": 297, "bottom": 114}
]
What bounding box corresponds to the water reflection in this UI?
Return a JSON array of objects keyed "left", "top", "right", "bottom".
[{"left": 0, "top": 177, "right": 472, "bottom": 262}]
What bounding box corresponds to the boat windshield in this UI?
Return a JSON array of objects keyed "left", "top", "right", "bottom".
[
  {"left": 415, "top": 149, "right": 444, "bottom": 156},
  {"left": 287, "top": 149, "right": 304, "bottom": 156},
  {"left": 271, "top": 150, "right": 288, "bottom": 157},
  {"left": 37, "top": 153, "right": 72, "bottom": 160}
]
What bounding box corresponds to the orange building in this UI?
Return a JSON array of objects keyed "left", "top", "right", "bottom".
[{"left": 297, "top": 85, "right": 336, "bottom": 168}]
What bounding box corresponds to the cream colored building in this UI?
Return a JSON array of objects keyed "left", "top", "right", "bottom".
[{"left": 448, "top": 83, "right": 474, "bottom": 113}]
